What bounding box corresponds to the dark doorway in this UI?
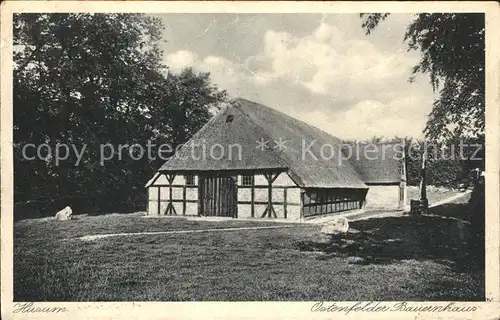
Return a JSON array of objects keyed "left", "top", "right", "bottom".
[{"left": 200, "top": 175, "right": 238, "bottom": 217}]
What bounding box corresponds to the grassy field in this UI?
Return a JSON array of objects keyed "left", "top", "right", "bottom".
[{"left": 14, "top": 200, "right": 483, "bottom": 301}]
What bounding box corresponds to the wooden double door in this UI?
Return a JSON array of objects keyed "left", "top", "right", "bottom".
[{"left": 200, "top": 175, "right": 237, "bottom": 217}]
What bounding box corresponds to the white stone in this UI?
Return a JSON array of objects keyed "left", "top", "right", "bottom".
[
  {"left": 320, "top": 217, "right": 349, "bottom": 235},
  {"left": 55, "top": 206, "right": 73, "bottom": 221}
]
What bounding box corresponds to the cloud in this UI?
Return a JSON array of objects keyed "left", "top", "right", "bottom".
[
  {"left": 197, "top": 55, "right": 253, "bottom": 95},
  {"left": 164, "top": 50, "right": 199, "bottom": 72},
  {"left": 289, "top": 95, "right": 432, "bottom": 140},
  {"left": 162, "top": 18, "right": 433, "bottom": 140},
  {"left": 254, "top": 24, "right": 416, "bottom": 98}
]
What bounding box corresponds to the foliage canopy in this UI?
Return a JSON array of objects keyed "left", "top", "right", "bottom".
[
  {"left": 14, "top": 13, "right": 227, "bottom": 218},
  {"left": 361, "top": 13, "right": 485, "bottom": 140}
]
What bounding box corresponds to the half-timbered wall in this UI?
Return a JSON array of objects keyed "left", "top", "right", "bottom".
[
  {"left": 147, "top": 171, "right": 301, "bottom": 218},
  {"left": 236, "top": 172, "right": 301, "bottom": 220},
  {"left": 147, "top": 174, "right": 199, "bottom": 216},
  {"left": 147, "top": 173, "right": 393, "bottom": 218},
  {"left": 301, "top": 188, "right": 367, "bottom": 218}
]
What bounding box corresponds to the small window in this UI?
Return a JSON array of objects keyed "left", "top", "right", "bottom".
[
  {"left": 242, "top": 175, "right": 253, "bottom": 186},
  {"left": 184, "top": 174, "right": 195, "bottom": 186}
]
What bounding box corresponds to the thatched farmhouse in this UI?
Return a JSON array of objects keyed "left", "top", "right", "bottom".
[{"left": 145, "top": 98, "right": 407, "bottom": 220}]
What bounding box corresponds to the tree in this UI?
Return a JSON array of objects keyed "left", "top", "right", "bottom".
[
  {"left": 361, "top": 13, "right": 485, "bottom": 141},
  {"left": 13, "top": 13, "right": 227, "bottom": 218},
  {"left": 404, "top": 139, "right": 464, "bottom": 188}
]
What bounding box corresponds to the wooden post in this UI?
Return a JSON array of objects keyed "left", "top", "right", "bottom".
[
  {"left": 211, "top": 178, "right": 215, "bottom": 216},
  {"left": 169, "top": 175, "right": 173, "bottom": 214},
  {"left": 166, "top": 174, "right": 177, "bottom": 215},
  {"left": 283, "top": 188, "right": 288, "bottom": 219},
  {"left": 300, "top": 190, "right": 305, "bottom": 221},
  {"left": 420, "top": 142, "right": 427, "bottom": 201},
  {"left": 399, "top": 138, "right": 408, "bottom": 210},
  {"left": 233, "top": 175, "right": 238, "bottom": 218},
  {"left": 267, "top": 174, "right": 272, "bottom": 217},
  {"left": 157, "top": 186, "right": 161, "bottom": 215},
  {"left": 217, "top": 178, "right": 221, "bottom": 216},
  {"left": 261, "top": 172, "right": 279, "bottom": 218},
  {"left": 270, "top": 173, "right": 278, "bottom": 218},
  {"left": 250, "top": 175, "right": 255, "bottom": 218},
  {"left": 198, "top": 177, "right": 203, "bottom": 216},
  {"left": 319, "top": 191, "right": 323, "bottom": 215},
  {"left": 314, "top": 191, "right": 318, "bottom": 215},
  {"left": 182, "top": 185, "right": 186, "bottom": 215}
]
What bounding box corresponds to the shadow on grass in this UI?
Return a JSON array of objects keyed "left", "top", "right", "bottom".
[
  {"left": 428, "top": 202, "right": 472, "bottom": 221},
  {"left": 296, "top": 203, "right": 484, "bottom": 272}
]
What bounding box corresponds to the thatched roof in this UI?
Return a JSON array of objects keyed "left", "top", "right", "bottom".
[
  {"left": 157, "top": 98, "right": 401, "bottom": 188},
  {"left": 158, "top": 99, "right": 289, "bottom": 173},
  {"left": 347, "top": 141, "right": 404, "bottom": 184}
]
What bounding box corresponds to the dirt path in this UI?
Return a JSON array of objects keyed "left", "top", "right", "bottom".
[{"left": 79, "top": 224, "right": 306, "bottom": 241}]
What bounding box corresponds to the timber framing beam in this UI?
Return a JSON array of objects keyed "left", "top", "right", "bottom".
[
  {"left": 165, "top": 174, "right": 177, "bottom": 215},
  {"left": 147, "top": 172, "right": 162, "bottom": 188},
  {"left": 157, "top": 187, "right": 160, "bottom": 215},
  {"left": 261, "top": 172, "right": 280, "bottom": 218},
  {"left": 198, "top": 177, "right": 204, "bottom": 216},
  {"left": 158, "top": 168, "right": 287, "bottom": 176},
  {"left": 250, "top": 175, "right": 255, "bottom": 218}
]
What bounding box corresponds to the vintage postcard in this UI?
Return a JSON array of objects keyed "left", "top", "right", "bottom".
[{"left": 1, "top": 1, "right": 499, "bottom": 319}]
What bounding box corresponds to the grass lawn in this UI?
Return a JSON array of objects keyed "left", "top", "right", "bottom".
[{"left": 14, "top": 203, "right": 484, "bottom": 301}]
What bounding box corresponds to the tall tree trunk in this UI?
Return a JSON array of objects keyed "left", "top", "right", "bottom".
[{"left": 420, "top": 143, "right": 427, "bottom": 201}]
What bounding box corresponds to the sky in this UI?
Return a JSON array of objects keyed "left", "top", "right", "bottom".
[{"left": 154, "top": 13, "right": 436, "bottom": 140}]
